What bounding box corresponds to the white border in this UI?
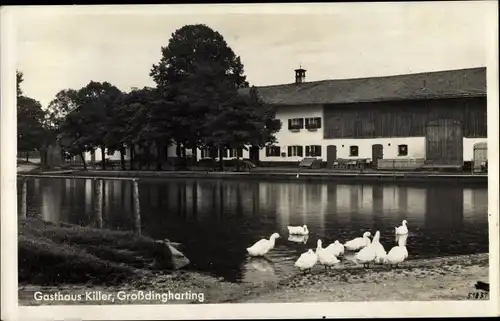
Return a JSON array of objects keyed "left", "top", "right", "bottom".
[{"left": 1, "top": 2, "right": 499, "bottom": 320}]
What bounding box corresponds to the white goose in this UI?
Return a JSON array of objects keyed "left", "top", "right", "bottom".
[
  {"left": 324, "top": 240, "right": 345, "bottom": 257},
  {"left": 246, "top": 233, "right": 280, "bottom": 257},
  {"left": 287, "top": 225, "right": 309, "bottom": 236},
  {"left": 384, "top": 237, "right": 409, "bottom": 268},
  {"left": 355, "top": 242, "right": 377, "bottom": 268},
  {"left": 370, "top": 231, "right": 387, "bottom": 264},
  {"left": 316, "top": 240, "right": 340, "bottom": 271},
  {"left": 395, "top": 220, "right": 408, "bottom": 235},
  {"left": 294, "top": 249, "right": 318, "bottom": 273},
  {"left": 344, "top": 232, "right": 372, "bottom": 251}
]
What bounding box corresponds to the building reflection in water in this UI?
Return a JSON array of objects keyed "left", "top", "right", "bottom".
[
  {"left": 40, "top": 179, "right": 63, "bottom": 223},
  {"left": 273, "top": 183, "right": 327, "bottom": 236},
  {"left": 462, "top": 188, "right": 488, "bottom": 224},
  {"left": 425, "top": 185, "right": 464, "bottom": 229}
]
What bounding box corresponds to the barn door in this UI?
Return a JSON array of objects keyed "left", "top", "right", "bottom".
[
  {"left": 371, "top": 144, "right": 383, "bottom": 167},
  {"left": 425, "top": 119, "right": 463, "bottom": 166},
  {"left": 326, "top": 145, "right": 337, "bottom": 168}
]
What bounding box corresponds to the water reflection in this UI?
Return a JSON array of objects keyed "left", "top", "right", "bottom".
[
  {"left": 288, "top": 234, "right": 309, "bottom": 244},
  {"left": 241, "top": 256, "right": 277, "bottom": 285},
  {"left": 19, "top": 178, "right": 488, "bottom": 283}
]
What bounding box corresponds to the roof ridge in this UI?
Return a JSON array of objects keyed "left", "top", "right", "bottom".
[{"left": 248, "top": 66, "right": 486, "bottom": 90}]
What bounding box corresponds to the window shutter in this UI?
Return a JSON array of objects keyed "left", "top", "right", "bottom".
[
  {"left": 266, "top": 147, "right": 270, "bottom": 157},
  {"left": 317, "top": 118, "right": 322, "bottom": 129},
  {"left": 305, "top": 146, "right": 310, "bottom": 157},
  {"left": 288, "top": 146, "right": 292, "bottom": 156},
  {"left": 298, "top": 146, "right": 303, "bottom": 157},
  {"left": 237, "top": 148, "right": 243, "bottom": 158},
  {"left": 276, "top": 146, "right": 281, "bottom": 156},
  {"left": 299, "top": 118, "right": 304, "bottom": 128},
  {"left": 288, "top": 119, "right": 292, "bottom": 129},
  {"left": 316, "top": 145, "right": 322, "bottom": 157}
]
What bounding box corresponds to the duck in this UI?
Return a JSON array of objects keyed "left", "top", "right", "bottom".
[
  {"left": 246, "top": 233, "right": 280, "bottom": 257},
  {"left": 384, "top": 237, "right": 409, "bottom": 268},
  {"left": 355, "top": 241, "right": 377, "bottom": 268},
  {"left": 370, "top": 231, "right": 387, "bottom": 264},
  {"left": 294, "top": 249, "right": 318, "bottom": 273},
  {"left": 287, "top": 225, "right": 309, "bottom": 236},
  {"left": 395, "top": 220, "right": 408, "bottom": 235},
  {"left": 324, "top": 240, "right": 345, "bottom": 257},
  {"left": 316, "top": 240, "right": 340, "bottom": 271},
  {"left": 344, "top": 231, "right": 372, "bottom": 251}
]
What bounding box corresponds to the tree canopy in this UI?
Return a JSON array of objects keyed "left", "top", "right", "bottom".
[{"left": 17, "top": 24, "right": 281, "bottom": 171}]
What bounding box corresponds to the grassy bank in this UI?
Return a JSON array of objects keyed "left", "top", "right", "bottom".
[{"left": 18, "top": 218, "right": 181, "bottom": 286}]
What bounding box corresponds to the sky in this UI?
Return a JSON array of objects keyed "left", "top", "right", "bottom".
[{"left": 12, "top": 1, "right": 495, "bottom": 109}]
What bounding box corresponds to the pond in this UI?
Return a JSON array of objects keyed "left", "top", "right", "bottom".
[{"left": 18, "top": 177, "right": 489, "bottom": 285}]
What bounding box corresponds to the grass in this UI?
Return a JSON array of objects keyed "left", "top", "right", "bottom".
[{"left": 18, "top": 218, "right": 175, "bottom": 286}]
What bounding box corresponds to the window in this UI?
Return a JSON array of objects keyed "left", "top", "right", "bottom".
[
  {"left": 288, "top": 118, "right": 304, "bottom": 130},
  {"left": 305, "top": 145, "right": 322, "bottom": 157},
  {"left": 228, "top": 148, "right": 243, "bottom": 158},
  {"left": 266, "top": 146, "right": 281, "bottom": 157},
  {"left": 398, "top": 144, "right": 408, "bottom": 156},
  {"left": 349, "top": 146, "right": 359, "bottom": 157},
  {"left": 287, "top": 145, "right": 303, "bottom": 157},
  {"left": 305, "top": 117, "right": 322, "bottom": 129}
]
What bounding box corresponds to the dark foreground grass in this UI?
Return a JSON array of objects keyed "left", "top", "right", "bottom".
[{"left": 18, "top": 218, "right": 175, "bottom": 286}]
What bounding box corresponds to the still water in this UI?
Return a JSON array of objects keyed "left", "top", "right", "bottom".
[{"left": 18, "top": 178, "right": 488, "bottom": 284}]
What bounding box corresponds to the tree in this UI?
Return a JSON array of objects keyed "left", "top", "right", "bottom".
[
  {"left": 202, "top": 85, "right": 282, "bottom": 171},
  {"left": 17, "top": 70, "right": 23, "bottom": 97},
  {"left": 74, "top": 81, "right": 122, "bottom": 170},
  {"left": 150, "top": 24, "right": 249, "bottom": 166},
  {"left": 47, "top": 89, "right": 87, "bottom": 168},
  {"left": 16, "top": 70, "right": 47, "bottom": 160},
  {"left": 107, "top": 87, "right": 174, "bottom": 170},
  {"left": 17, "top": 96, "right": 46, "bottom": 159}
]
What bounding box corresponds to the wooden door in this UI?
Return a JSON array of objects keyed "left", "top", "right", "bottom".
[
  {"left": 425, "top": 119, "right": 463, "bottom": 166},
  {"left": 326, "top": 145, "right": 337, "bottom": 168},
  {"left": 372, "top": 144, "right": 383, "bottom": 167}
]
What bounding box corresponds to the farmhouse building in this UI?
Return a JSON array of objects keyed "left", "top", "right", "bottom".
[{"left": 239, "top": 66, "right": 487, "bottom": 169}]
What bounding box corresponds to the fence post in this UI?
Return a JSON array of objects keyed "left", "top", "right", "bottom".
[
  {"left": 20, "top": 177, "right": 28, "bottom": 219},
  {"left": 133, "top": 178, "right": 141, "bottom": 234},
  {"left": 94, "top": 178, "right": 103, "bottom": 228}
]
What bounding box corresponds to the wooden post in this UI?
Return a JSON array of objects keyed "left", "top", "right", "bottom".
[
  {"left": 20, "top": 178, "right": 27, "bottom": 219},
  {"left": 133, "top": 179, "right": 141, "bottom": 234},
  {"left": 94, "top": 178, "right": 103, "bottom": 228}
]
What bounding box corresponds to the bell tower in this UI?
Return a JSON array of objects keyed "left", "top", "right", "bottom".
[{"left": 295, "top": 66, "right": 306, "bottom": 84}]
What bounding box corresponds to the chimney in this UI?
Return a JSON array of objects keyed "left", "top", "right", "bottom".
[{"left": 295, "top": 66, "right": 306, "bottom": 84}]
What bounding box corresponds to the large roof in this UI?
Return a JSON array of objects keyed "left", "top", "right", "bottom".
[{"left": 238, "top": 67, "right": 486, "bottom": 105}]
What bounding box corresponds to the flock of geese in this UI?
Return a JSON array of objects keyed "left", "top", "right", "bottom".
[{"left": 246, "top": 220, "right": 409, "bottom": 273}]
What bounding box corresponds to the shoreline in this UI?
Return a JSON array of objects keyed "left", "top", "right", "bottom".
[
  {"left": 18, "top": 253, "right": 489, "bottom": 305},
  {"left": 18, "top": 168, "right": 487, "bottom": 185}
]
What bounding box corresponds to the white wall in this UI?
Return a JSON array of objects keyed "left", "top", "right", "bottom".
[
  {"left": 259, "top": 105, "right": 429, "bottom": 162},
  {"left": 81, "top": 148, "right": 129, "bottom": 162},
  {"left": 463, "top": 138, "right": 487, "bottom": 161},
  {"left": 322, "top": 137, "right": 426, "bottom": 160},
  {"left": 260, "top": 104, "right": 323, "bottom": 162}
]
